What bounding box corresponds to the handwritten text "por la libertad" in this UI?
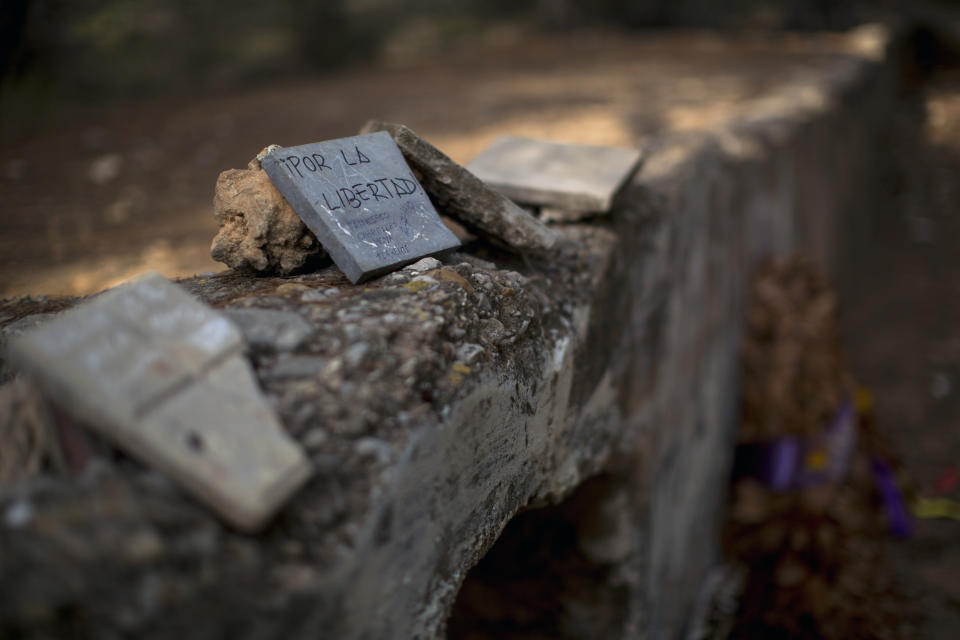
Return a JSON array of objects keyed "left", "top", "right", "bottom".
[
  {"left": 274, "top": 144, "right": 421, "bottom": 211},
  {"left": 276, "top": 144, "right": 372, "bottom": 178}
]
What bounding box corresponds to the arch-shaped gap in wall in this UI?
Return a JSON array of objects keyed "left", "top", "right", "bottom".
[{"left": 446, "top": 472, "right": 636, "bottom": 639}]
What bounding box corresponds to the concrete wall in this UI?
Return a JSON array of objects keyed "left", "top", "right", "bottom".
[{"left": 0, "top": 25, "right": 903, "bottom": 640}]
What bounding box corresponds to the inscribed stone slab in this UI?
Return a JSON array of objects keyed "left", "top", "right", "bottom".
[
  {"left": 261, "top": 132, "right": 460, "bottom": 283},
  {"left": 466, "top": 136, "right": 643, "bottom": 216},
  {"left": 5, "top": 273, "right": 311, "bottom": 531}
]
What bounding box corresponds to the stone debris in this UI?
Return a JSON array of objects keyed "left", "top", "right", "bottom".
[
  {"left": 212, "top": 126, "right": 562, "bottom": 281},
  {"left": 353, "top": 437, "right": 392, "bottom": 464},
  {"left": 4, "top": 272, "right": 312, "bottom": 531},
  {"left": 221, "top": 308, "right": 314, "bottom": 353},
  {"left": 403, "top": 257, "right": 442, "bottom": 273},
  {"left": 300, "top": 288, "right": 335, "bottom": 302},
  {"left": 211, "top": 148, "right": 326, "bottom": 274},
  {"left": 360, "top": 121, "right": 561, "bottom": 252},
  {"left": 301, "top": 427, "right": 329, "bottom": 451},
  {"left": 259, "top": 355, "right": 330, "bottom": 382},
  {"left": 466, "top": 136, "right": 643, "bottom": 220}
]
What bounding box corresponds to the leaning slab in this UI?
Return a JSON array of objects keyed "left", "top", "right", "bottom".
[
  {"left": 360, "top": 121, "right": 561, "bottom": 252},
  {"left": 5, "top": 273, "right": 311, "bottom": 531},
  {"left": 0, "top": 24, "right": 906, "bottom": 640},
  {"left": 261, "top": 133, "right": 460, "bottom": 283},
  {"left": 467, "top": 136, "right": 643, "bottom": 219}
]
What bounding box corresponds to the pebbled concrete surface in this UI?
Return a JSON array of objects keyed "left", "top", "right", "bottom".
[{"left": 0, "top": 23, "right": 940, "bottom": 640}]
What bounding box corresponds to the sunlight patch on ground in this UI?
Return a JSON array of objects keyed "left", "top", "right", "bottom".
[
  {"left": 433, "top": 106, "right": 636, "bottom": 164},
  {"left": 3, "top": 239, "right": 221, "bottom": 298}
]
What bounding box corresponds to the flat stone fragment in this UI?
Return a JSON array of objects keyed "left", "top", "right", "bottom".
[
  {"left": 5, "top": 273, "right": 312, "bottom": 531},
  {"left": 360, "top": 121, "right": 561, "bottom": 252},
  {"left": 261, "top": 132, "right": 460, "bottom": 283},
  {"left": 466, "top": 136, "right": 644, "bottom": 217}
]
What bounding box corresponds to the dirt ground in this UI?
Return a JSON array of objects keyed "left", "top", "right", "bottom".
[
  {"left": 0, "top": 29, "right": 867, "bottom": 297},
  {"left": 2, "top": 28, "right": 960, "bottom": 637}
]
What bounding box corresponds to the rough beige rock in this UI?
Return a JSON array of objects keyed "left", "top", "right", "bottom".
[{"left": 210, "top": 149, "right": 324, "bottom": 274}]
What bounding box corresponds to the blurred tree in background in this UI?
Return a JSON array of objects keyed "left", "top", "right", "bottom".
[{"left": 0, "top": 0, "right": 949, "bottom": 131}]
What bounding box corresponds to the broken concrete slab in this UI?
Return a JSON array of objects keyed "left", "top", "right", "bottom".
[
  {"left": 142, "top": 353, "right": 312, "bottom": 530},
  {"left": 466, "top": 136, "right": 643, "bottom": 218},
  {"left": 5, "top": 272, "right": 311, "bottom": 531},
  {"left": 261, "top": 132, "right": 461, "bottom": 283},
  {"left": 360, "top": 121, "right": 561, "bottom": 252}
]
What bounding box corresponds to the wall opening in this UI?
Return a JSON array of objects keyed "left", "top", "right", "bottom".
[{"left": 446, "top": 473, "right": 635, "bottom": 639}]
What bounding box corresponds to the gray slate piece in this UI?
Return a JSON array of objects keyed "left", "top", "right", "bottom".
[
  {"left": 261, "top": 132, "right": 460, "bottom": 283},
  {"left": 5, "top": 273, "right": 312, "bottom": 531},
  {"left": 360, "top": 121, "right": 560, "bottom": 252},
  {"left": 221, "top": 308, "right": 314, "bottom": 353},
  {"left": 466, "top": 136, "right": 643, "bottom": 217}
]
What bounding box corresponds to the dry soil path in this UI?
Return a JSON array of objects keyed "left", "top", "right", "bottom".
[{"left": 0, "top": 30, "right": 867, "bottom": 297}]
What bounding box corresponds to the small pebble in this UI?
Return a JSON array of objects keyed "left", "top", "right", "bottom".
[
  {"left": 301, "top": 428, "right": 329, "bottom": 451},
  {"left": 403, "top": 257, "right": 442, "bottom": 273},
  {"left": 355, "top": 437, "right": 392, "bottom": 464},
  {"left": 3, "top": 498, "right": 34, "bottom": 528}
]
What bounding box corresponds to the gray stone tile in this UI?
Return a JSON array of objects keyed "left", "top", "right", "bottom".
[
  {"left": 261, "top": 132, "right": 461, "bottom": 283},
  {"left": 466, "top": 136, "right": 643, "bottom": 217}
]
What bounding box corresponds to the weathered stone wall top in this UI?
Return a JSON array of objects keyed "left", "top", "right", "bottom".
[{"left": 0, "top": 24, "right": 906, "bottom": 640}]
